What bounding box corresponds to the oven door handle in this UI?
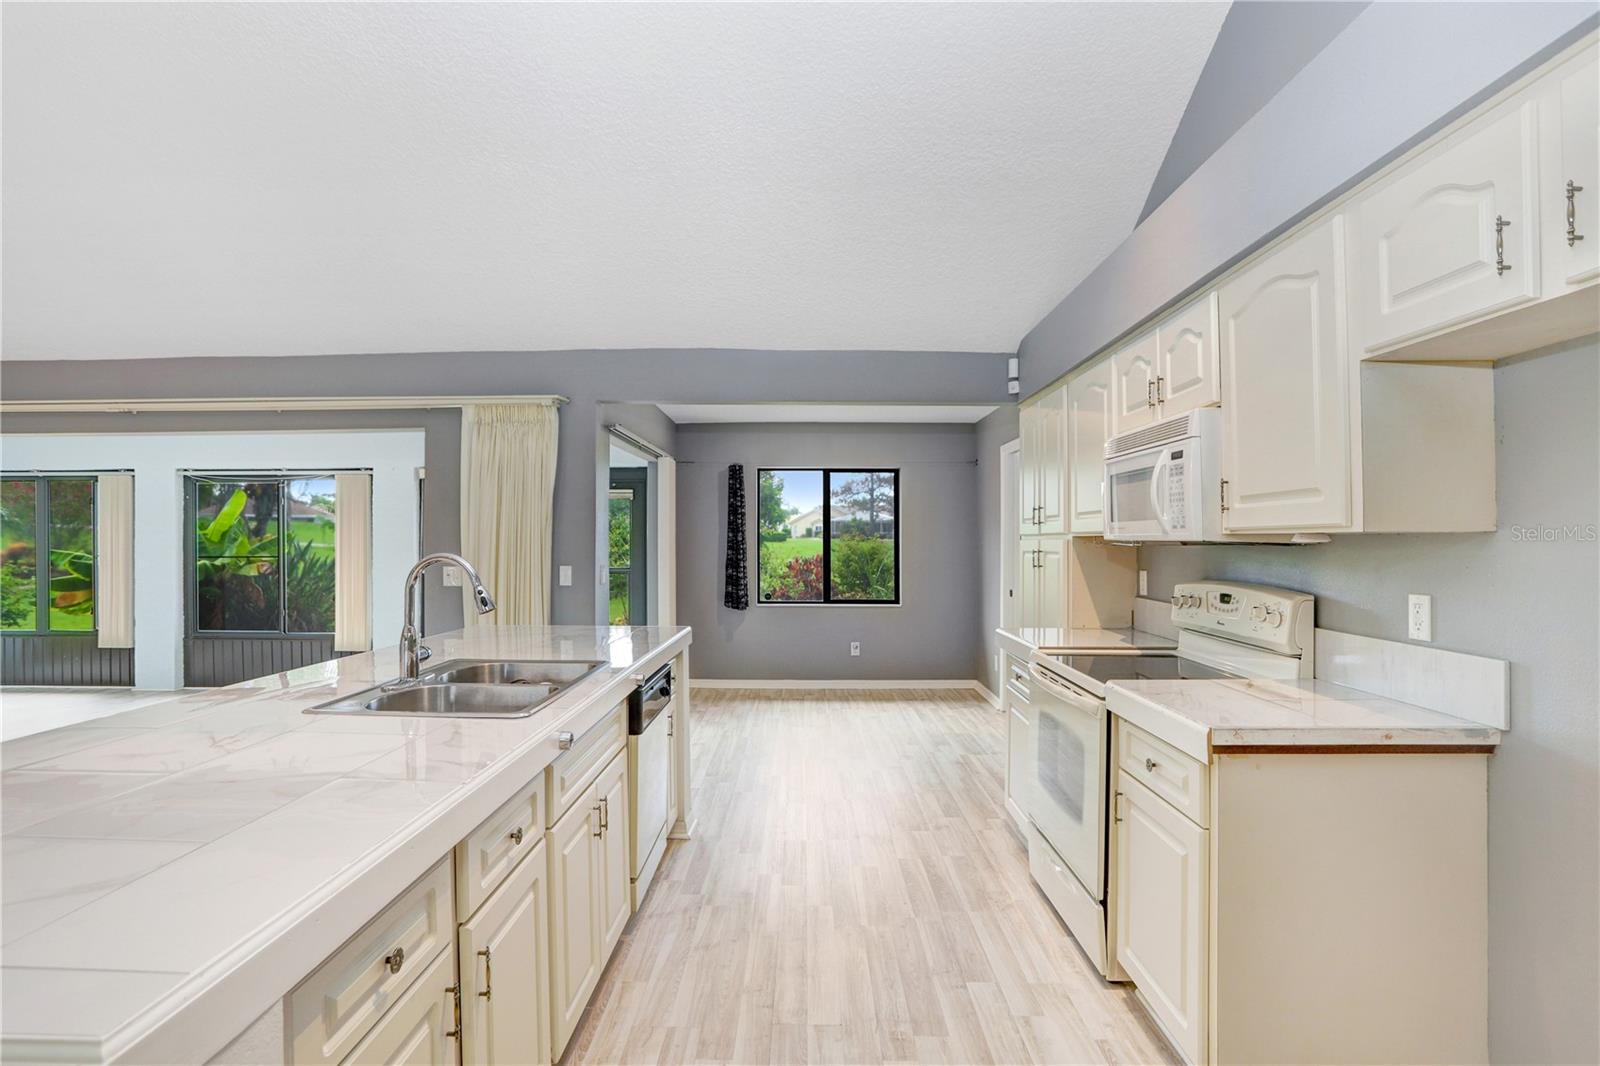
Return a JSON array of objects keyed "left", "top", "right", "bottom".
[{"left": 1027, "top": 663, "right": 1105, "bottom": 719}]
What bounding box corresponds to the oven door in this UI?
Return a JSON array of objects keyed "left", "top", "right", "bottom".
[
  {"left": 1026, "top": 663, "right": 1108, "bottom": 901},
  {"left": 1105, "top": 447, "right": 1173, "bottom": 540}
]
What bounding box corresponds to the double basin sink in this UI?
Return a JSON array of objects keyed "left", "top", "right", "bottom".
[{"left": 308, "top": 659, "right": 606, "bottom": 719}]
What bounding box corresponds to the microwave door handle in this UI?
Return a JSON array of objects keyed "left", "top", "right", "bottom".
[{"left": 1148, "top": 452, "right": 1171, "bottom": 533}]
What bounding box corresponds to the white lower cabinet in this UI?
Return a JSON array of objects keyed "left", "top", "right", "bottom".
[
  {"left": 342, "top": 949, "right": 457, "bottom": 1066},
  {"left": 1114, "top": 775, "right": 1207, "bottom": 1066},
  {"left": 458, "top": 841, "right": 551, "bottom": 1066},
  {"left": 548, "top": 748, "right": 630, "bottom": 1060},
  {"left": 1002, "top": 655, "right": 1033, "bottom": 833}
]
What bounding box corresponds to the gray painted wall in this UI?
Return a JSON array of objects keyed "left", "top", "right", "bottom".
[
  {"left": 1137, "top": 1, "right": 1368, "bottom": 222},
  {"left": 3, "top": 348, "right": 1005, "bottom": 630},
  {"left": 973, "top": 404, "right": 1020, "bottom": 696},
  {"left": 1020, "top": 3, "right": 1598, "bottom": 396},
  {"left": 674, "top": 422, "right": 980, "bottom": 681},
  {"left": 1140, "top": 338, "right": 1600, "bottom": 1066}
]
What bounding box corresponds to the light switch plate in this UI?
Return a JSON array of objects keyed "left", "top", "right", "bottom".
[
  {"left": 1408, "top": 593, "right": 1433, "bottom": 642},
  {"left": 850, "top": 642, "right": 861, "bottom": 657},
  {"left": 558, "top": 565, "right": 572, "bottom": 587},
  {"left": 441, "top": 566, "right": 462, "bottom": 588}
]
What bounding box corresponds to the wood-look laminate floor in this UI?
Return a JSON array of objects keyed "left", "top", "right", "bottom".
[{"left": 564, "top": 688, "right": 1176, "bottom": 1066}]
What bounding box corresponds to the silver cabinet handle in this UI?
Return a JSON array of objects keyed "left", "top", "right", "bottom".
[
  {"left": 508, "top": 826, "right": 524, "bottom": 846},
  {"left": 557, "top": 730, "right": 574, "bottom": 750},
  {"left": 477, "top": 948, "right": 493, "bottom": 1000},
  {"left": 592, "top": 803, "right": 603, "bottom": 838},
  {"left": 1156, "top": 376, "right": 1166, "bottom": 404},
  {"left": 600, "top": 797, "right": 610, "bottom": 833},
  {"left": 1144, "top": 757, "right": 1159, "bottom": 773},
  {"left": 445, "top": 984, "right": 462, "bottom": 1040},
  {"left": 1146, "top": 379, "right": 1155, "bottom": 409},
  {"left": 1495, "top": 215, "right": 1512, "bottom": 275},
  {"left": 1568, "top": 180, "right": 1585, "bottom": 247},
  {"left": 384, "top": 947, "right": 405, "bottom": 974}
]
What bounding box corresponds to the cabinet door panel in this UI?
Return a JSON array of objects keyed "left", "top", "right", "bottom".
[
  {"left": 460, "top": 842, "right": 550, "bottom": 1066},
  {"left": 1019, "top": 405, "right": 1040, "bottom": 532},
  {"left": 1115, "top": 776, "right": 1207, "bottom": 1066},
  {"left": 596, "top": 750, "right": 632, "bottom": 955},
  {"left": 1111, "top": 331, "right": 1159, "bottom": 435},
  {"left": 1355, "top": 101, "right": 1540, "bottom": 351},
  {"left": 1034, "top": 539, "right": 1065, "bottom": 630},
  {"left": 1156, "top": 292, "right": 1220, "bottom": 415},
  {"left": 1220, "top": 215, "right": 1352, "bottom": 531},
  {"left": 1067, "top": 361, "right": 1113, "bottom": 534},
  {"left": 1035, "top": 388, "right": 1066, "bottom": 534},
  {"left": 1558, "top": 53, "right": 1599, "bottom": 286},
  {"left": 342, "top": 948, "right": 455, "bottom": 1066},
  {"left": 547, "top": 789, "right": 601, "bottom": 1059}
]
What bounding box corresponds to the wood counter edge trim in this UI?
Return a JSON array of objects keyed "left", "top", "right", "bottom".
[{"left": 1212, "top": 744, "right": 1498, "bottom": 755}]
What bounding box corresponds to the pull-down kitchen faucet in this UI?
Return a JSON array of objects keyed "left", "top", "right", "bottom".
[{"left": 397, "top": 552, "right": 496, "bottom": 681}]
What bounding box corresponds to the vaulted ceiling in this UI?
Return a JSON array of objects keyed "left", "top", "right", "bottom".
[{"left": 1, "top": 2, "right": 1228, "bottom": 361}]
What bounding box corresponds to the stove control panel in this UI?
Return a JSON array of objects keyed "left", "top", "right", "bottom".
[{"left": 1170, "top": 580, "right": 1314, "bottom": 655}]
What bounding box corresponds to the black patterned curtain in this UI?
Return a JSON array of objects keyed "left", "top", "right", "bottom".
[{"left": 723, "top": 463, "right": 749, "bottom": 610}]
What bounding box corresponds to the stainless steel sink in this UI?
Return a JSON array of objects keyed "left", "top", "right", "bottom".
[
  {"left": 417, "top": 659, "right": 604, "bottom": 687},
  {"left": 306, "top": 659, "right": 605, "bottom": 719}
]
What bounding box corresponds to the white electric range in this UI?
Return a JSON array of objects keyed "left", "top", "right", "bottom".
[{"left": 1020, "top": 580, "right": 1314, "bottom": 977}]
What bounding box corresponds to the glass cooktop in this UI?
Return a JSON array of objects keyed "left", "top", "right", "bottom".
[{"left": 1041, "top": 653, "right": 1237, "bottom": 687}]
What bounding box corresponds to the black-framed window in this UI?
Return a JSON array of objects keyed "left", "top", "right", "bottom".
[
  {"left": 185, "top": 475, "right": 337, "bottom": 635},
  {"left": 757, "top": 469, "right": 898, "bottom": 604},
  {"left": 1, "top": 476, "right": 97, "bottom": 633}
]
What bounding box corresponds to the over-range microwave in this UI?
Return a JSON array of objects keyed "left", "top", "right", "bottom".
[{"left": 1103, "top": 408, "right": 1225, "bottom": 542}]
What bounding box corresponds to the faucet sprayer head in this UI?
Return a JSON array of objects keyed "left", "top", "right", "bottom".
[{"left": 473, "top": 584, "right": 497, "bottom": 614}]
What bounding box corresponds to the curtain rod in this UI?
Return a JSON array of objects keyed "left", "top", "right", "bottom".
[
  {"left": 606, "top": 425, "right": 667, "bottom": 459},
  {"left": 0, "top": 394, "right": 569, "bottom": 415},
  {"left": 674, "top": 458, "right": 978, "bottom": 466}
]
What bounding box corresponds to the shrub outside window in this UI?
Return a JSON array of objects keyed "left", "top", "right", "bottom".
[
  {"left": 188, "top": 476, "right": 337, "bottom": 634},
  {"left": 757, "top": 468, "right": 898, "bottom": 604},
  {"left": 1, "top": 476, "right": 97, "bottom": 633}
]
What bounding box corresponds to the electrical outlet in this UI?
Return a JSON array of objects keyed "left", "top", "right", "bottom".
[
  {"left": 558, "top": 565, "right": 572, "bottom": 587},
  {"left": 1408, "top": 593, "right": 1433, "bottom": 642},
  {"left": 1138, "top": 569, "right": 1149, "bottom": 597},
  {"left": 441, "top": 566, "right": 462, "bottom": 588},
  {"left": 850, "top": 642, "right": 861, "bottom": 657}
]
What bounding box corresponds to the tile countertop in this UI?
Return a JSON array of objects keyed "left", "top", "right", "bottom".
[
  {"left": 1106, "top": 676, "right": 1503, "bottom": 764},
  {"left": 0, "top": 624, "right": 691, "bottom": 1066}
]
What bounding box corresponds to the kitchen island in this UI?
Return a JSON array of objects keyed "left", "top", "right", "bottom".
[{"left": 0, "top": 624, "right": 691, "bottom": 1066}]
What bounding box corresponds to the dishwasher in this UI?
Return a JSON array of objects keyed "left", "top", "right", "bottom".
[{"left": 627, "top": 662, "right": 673, "bottom": 909}]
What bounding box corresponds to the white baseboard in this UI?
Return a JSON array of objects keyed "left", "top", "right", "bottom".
[{"left": 692, "top": 677, "right": 998, "bottom": 706}]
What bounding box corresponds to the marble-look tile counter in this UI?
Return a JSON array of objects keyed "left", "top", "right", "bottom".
[
  {"left": 995, "top": 625, "right": 1177, "bottom": 661},
  {"left": 0, "top": 624, "right": 690, "bottom": 1066},
  {"left": 1106, "top": 675, "right": 1502, "bottom": 763}
]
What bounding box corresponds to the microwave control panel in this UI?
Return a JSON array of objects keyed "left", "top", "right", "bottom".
[{"left": 1169, "top": 580, "right": 1314, "bottom": 655}]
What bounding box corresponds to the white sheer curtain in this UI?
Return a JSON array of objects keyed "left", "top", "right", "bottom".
[
  {"left": 95, "top": 474, "right": 134, "bottom": 649},
  {"left": 460, "top": 403, "right": 560, "bottom": 626},
  {"left": 333, "top": 472, "right": 373, "bottom": 651}
]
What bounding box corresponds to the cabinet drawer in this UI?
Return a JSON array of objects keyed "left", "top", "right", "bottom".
[
  {"left": 289, "top": 857, "right": 454, "bottom": 1066},
  {"left": 1119, "top": 722, "right": 1209, "bottom": 828},
  {"left": 546, "top": 700, "right": 626, "bottom": 826},
  {"left": 341, "top": 946, "right": 455, "bottom": 1066},
  {"left": 1005, "top": 655, "right": 1034, "bottom": 706},
  {"left": 456, "top": 772, "right": 546, "bottom": 921}
]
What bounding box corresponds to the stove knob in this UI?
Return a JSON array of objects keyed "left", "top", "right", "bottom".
[
  {"left": 1250, "top": 605, "right": 1267, "bottom": 623},
  {"left": 1188, "top": 594, "right": 1203, "bottom": 609},
  {"left": 1265, "top": 608, "right": 1283, "bottom": 628},
  {"left": 1171, "top": 595, "right": 1182, "bottom": 608}
]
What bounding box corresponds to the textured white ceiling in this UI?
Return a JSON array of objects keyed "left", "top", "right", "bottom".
[
  {"left": 1, "top": 2, "right": 1228, "bottom": 361},
  {"left": 659, "top": 403, "right": 998, "bottom": 424}
]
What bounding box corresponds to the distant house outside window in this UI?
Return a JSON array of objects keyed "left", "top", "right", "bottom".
[
  {"left": 757, "top": 468, "right": 898, "bottom": 604},
  {"left": 0, "top": 476, "right": 97, "bottom": 633},
  {"left": 186, "top": 476, "right": 337, "bottom": 634}
]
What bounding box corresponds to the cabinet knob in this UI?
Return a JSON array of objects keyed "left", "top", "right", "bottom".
[
  {"left": 557, "top": 730, "right": 574, "bottom": 750},
  {"left": 1144, "top": 758, "right": 1159, "bottom": 773},
  {"left": 508, "top": 826, "right": 524, "bottom": 846},
  {"left": 383, "top": 947, "right": 405, "bottom": 974}
]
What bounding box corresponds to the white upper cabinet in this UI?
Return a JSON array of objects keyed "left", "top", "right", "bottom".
[
  {"left": 1550, "top": 49, "right": 1599, "bottom": 288},
  {"left": 1020, "top": 387, "right": 1066, "bottom": 536},
  {"left": 1066, "top": 359, "right": 1114, "bottom": 534},
  {"left": 1110, "top": 330, "right": 1160, "bottom": 435},
  {"left": 1154, "top": 292, "right": 1221, "bottom": 416},
  {"left": 1352, "top": 98, "right": 1541, "bottom": 354},
  {"left": 1219, "top": 214, "right": 1352, "bottom": 532}
]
